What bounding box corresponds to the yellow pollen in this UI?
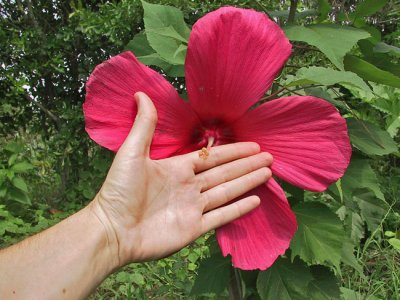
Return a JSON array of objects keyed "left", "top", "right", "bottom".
[{"left": 198, "top": 136, "right": 215, "bottom": 160}]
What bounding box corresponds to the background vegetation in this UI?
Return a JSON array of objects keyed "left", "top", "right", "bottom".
[{"left": 0, "top": 0, "right": 399, "bottom": 299}]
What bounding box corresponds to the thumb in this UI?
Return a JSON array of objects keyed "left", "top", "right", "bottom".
[{"left": 122, "top": 92, "right": 158, "bottom": 156}]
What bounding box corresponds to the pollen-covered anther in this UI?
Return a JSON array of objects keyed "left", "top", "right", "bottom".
[
  {"left": 198, "top": 147, "right": 209, "bottom": 160},
  {"left": 198, "top": 136, "right": 215, "bottom": 160}
]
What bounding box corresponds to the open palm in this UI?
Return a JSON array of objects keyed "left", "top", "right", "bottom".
[{"left": 92, "top": 92, "right": 272, "bottom": 266}]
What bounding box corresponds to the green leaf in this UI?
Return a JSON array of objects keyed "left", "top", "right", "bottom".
[
  {"left": 345, "top": 211, "right": 365, "bottom": 244},
  {"left": 4, "top": 142, "right": 24, "bottom": 154},
  {"left": 190, "top": 253, "right": 231, "bottom": 296},
  {"left": 354, "top": 189, "right": 387, "bottom": 232},
  {"left": 344, "top": 55, "right": 400, "bottom": 88},
  {"left": 341, "top": 238, "right": 364, "bottom": 274},
  {"left": 288, "top": 67, "right": 371, "bottom": 91},
  {"left": 7, "top": 187, "right": 31, "bottom": 205},
  {"left": 308, "top": 265, "right": 341, "bottom": 300},
  {"left": 141, "top": 0, "right": 190, "bottom": 65},
  {"left": 11, "top": 162, "right": 34, "bottom": 173},
  {"left": 130, "top": 273, "right": 145, "bottom": 286},
  {"left": 8, "top": 154, "right": 17, "bottom": 167},
  {"left": 317, "top": 0, "right": 331, "bottom": 22},
  {"left": 340, "top": 287, "right": 380, "bottom": 300},
  {"left": 290, "top": 202, "right": 344, "bottom": 268},
  {"left": 11, "top": 177, "right": 28, "bottom": 192},
  {"left": 257, "top": 257, "right": 312, "bottom": 300},
  {"left": 284, "top": 25, "right": 370, "bottom": 69},
  {"left": 388, "top": 238, "right": 400, "bottom": 251},
  {"left": 339, "top": 157, "right": 385, "bottom": 201},
  {"left": 125, "top": 31, "right": 185, "bottom": 77},
  {"left": 352, "top": 0, "right": 388, "bottom": 23},
  {"left": 347, "top": 118, "right": 398, "bottom": 156},
  {"left": 373, "top": 42, "right": 400, "bottom": 57}
]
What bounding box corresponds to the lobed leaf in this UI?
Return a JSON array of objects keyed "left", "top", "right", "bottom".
[{"left": 290, "top": 202, "right": 345, "bottom": 268}]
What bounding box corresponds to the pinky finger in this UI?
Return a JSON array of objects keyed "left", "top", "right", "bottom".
[{"left": 200, "top": 195, "right": 260, "bottom": 234}]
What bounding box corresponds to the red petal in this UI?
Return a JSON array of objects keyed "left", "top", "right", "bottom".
[
  {"left": 83, "top": 51, "right": 199, "bottom": 154},
  {"left": 185, "top": 7, "right": 291, "bottom": 123},
  {"left": 216, "top": 179, "right": 297, "bottom": 270},
  {"left": 231, "top": 96, "right": 352, "bottom": 192}
]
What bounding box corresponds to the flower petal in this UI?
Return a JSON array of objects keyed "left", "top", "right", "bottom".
[
  {"left": 185, "top": 7, "right": 291, "bottom": 123},
  {"left": 83, "top": 51, "right": 199, "bottom": 156},
  {"left": 231, "top": 96, "right": 352, "bottom": 191},
  {"left": 216, "top": 179, "right": 297, "bottom": 270}
]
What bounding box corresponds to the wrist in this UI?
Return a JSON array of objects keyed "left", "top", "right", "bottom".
[{"left": 86, "top": 199, "right": 121, "bottom": 271}]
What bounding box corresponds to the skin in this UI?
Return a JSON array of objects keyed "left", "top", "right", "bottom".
[{"left": 0, "top": 92, "right": 273, "bottom": 299}]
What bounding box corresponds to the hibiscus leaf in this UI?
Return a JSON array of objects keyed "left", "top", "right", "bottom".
[
  {"left": 345, "top": 211, "right": 365, "bottom": 244},
  {"left": 190, "top": 252, "right": 231, "bottom": 296},
  {"left": 287, "top": 66, "right": 371, "bottom": 91},
  {"left": 307, "top": 265, "right": 341, "bottom": 300},
  {"left": 257, "top": 257, "right": 312, "bottom": 300},
  {"left": 344, "top": 55, "right": 400, "bottom": 88},
  {"left": 330, "top": 157, "right": 385, "bottom": 202},
  {"left": 290, "top": 202, "right": 344, "bottom": 268},
  {"left": 125, "top": 31, "right": 185, "bottom": 77},
  {"left": 347, "top": 118, "right": 398, "bottom": 156},
  {"left": 284, "top": 24, "right": 370, "bottom": 70},
  {"left": 354, "top": 189, "right": 388, "bottom": 232},
  {"left": 141, "top": 0, "right": 190, "bottom": 65},
  {"left": 341, "top": 237, "right": 364, "bottom": 275}
]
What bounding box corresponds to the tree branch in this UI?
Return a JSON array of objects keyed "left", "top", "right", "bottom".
[{"left": 24, "top": 93, "right": 62, "bottom": 130}]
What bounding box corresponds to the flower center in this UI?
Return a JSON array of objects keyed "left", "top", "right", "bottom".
[{"left": 192, "top": 119, "right": 235, "bottom": 148}]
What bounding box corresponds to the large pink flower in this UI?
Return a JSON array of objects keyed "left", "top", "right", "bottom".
[{"left": 83, "top": 7, "right": 351, "bottom": 270}]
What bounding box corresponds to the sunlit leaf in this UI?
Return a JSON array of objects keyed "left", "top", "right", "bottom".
[
  {"left": 285, "top": 25, "right": 370, "bottom": 69},
  {"left": 141, "top": 0, "right": 190, "bottom": 65},
  {"left": 288, "top": 67, "right": 370, "bottom": 91}
]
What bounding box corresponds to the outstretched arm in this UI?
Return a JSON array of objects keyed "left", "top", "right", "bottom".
[{"left": 0, "top": 92, "right": 273, "bottom": 299}]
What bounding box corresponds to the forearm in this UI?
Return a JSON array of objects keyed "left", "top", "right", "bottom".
[{"left": 0, "top": 203, "right": 119, "bottom": 300}]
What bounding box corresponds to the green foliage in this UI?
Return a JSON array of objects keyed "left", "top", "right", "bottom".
[
  {"left": 284, "top": 24, "right": 370, "bottom": 69},
  {"left": 344, "top": 55, "right": 400, "bottom": 88},
  {"left": 257, "top": 257, "right": 312, "bottom": 300},
  {"left": 141, "top": 0, "right": 189, "bottom": 65},
  {"left": 290, "top": 202, "right": 345, "bottom": 268},
  {"left": 347, "top": 118, "right": 398, "bottom": 156},
  {"left": 190, "top": 251, "right": 231, "bottom": 296},
  {"left": 287, "top": 67, "right": 371, "bottom": 91}
]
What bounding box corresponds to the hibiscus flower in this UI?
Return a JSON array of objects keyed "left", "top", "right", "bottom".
[{"left": 83, "top": 7, "right": 351, "bottom": 270}]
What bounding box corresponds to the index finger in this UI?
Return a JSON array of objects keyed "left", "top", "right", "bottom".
[{"left": 186, "top": 142, "right": 261, "bottom": 173}]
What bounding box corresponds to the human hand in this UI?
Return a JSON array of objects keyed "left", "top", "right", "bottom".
[{"left": 90, "top": 92, "right": 273, "bottom": 267}]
